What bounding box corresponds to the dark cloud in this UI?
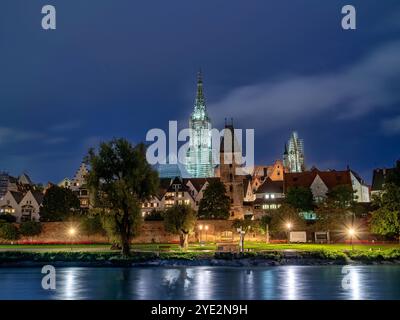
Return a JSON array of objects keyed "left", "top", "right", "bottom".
[{"left": 209, "top": 41, "right": 400, "bottom": 131}]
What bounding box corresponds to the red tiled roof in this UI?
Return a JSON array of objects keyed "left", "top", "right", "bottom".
[{"left": 284, "top": 168, "right": 352, "bottom": 192}]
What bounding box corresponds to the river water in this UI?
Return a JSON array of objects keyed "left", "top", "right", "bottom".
[{"left": 0, "top": 265, "right": 400, "bottom": 300}]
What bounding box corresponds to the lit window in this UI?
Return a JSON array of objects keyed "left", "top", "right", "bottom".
[
  {"left": 271, "top": 194, "right": 275, "bottom": 199},
  {"left": 265, "top": 194, "right": 270, "bottom": 199}
]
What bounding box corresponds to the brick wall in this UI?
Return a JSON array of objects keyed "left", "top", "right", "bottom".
[{"left": 6, "top": 220, "right": 267, "bottom": 244}]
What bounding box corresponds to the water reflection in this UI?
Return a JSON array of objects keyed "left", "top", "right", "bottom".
[
  {"left": 1, "top": 265, "right": 400, "bottom": 300},
  {"left": 285, "top": 267, "right": 297, "bottom": 300},
  {"left": 341, "top": 266, "right": 362, "bottom": 300}
]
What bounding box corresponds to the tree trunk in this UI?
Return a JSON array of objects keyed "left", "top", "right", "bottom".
[
  {"left": 122, "top": 239, "right": 131, "bottom": 256},
  {"left": 118, "top": 210, "right": 131, "bottom": 257},
  {"left": 240, "top": 233, "right": 245, "bottom": 253},
  {"left": 180, "top": 233, "right": 189, "bottom": 250},
  {"left": 266, "top": 224, "right": 270, "bottom": 244}
]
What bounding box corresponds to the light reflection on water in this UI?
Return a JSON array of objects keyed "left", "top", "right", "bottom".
[{"left": 1, "top": 265, "right": 400, "bottom": 300}]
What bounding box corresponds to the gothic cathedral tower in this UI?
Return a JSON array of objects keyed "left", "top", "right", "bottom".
[
  {"left": 186, "top": 71, "right": 214, "bottom": 178},
  {"left": 283, "top": 131, "right": 305, "bottom": 173}
]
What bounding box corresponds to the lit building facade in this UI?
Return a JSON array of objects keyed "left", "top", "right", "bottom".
[
  {"left": 283, "top": 131, "right": 305, "bottom": 173},
  {"left": 185, "top": 71, "right": 214, "bottom": 178}
]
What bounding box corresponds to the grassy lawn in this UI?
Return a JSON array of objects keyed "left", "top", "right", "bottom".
[
  {"left": 0, "top": 242, "right": 399, "bottom": 253},
  {"left": 243, "top": 242, "right": 400, "bottom": 251}
]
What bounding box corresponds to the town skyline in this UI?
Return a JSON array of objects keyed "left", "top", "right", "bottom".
[{"left": 1, "top": 1, "right": 399, "bottom": 184}]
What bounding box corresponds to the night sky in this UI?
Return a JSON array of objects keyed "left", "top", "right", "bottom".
[{"left": 0, "top": 0, "right": 399, "bottom": 184}]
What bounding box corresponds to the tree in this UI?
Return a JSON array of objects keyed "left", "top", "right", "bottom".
[
  {"left": 326, "top": 185, "right": 356, "bottom": 209},
  {"left": 198, "top": 180, "right": 230, "bottom": 219},
  {"left": 370, "top": 206, "right": 400, "bottom": 237},
  {"left": 258, "top": 215, "right": 272, "bottom": 243},
  {"left": 270, "top": 204, "right": 307, "bottom": 233},
  {"left": 285, "top": 187, "right": 314, "bottom": 212},
  {"left": 19, "top": 221, "right": 42, "bottom": 236},
  {"left": 314, "top": 203, "right": 348, "bottom": 241},
  {"left": 40, "top": 185, "right": 80, "bottom": 221},
  {"left": 0, "top": 223, "right": 19, "bottom": 240},
  {"left": 86, "top": 138, "right": 159, "bottom": 256},
  {"left": 164, "top": 204, "right": 197, "bottom": 250},
  {"left": 370, "top": 183, "right": 400, "bottom": 241}
]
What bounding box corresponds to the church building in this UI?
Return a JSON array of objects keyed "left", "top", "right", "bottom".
[
  {"left": 283, "top": 131, "right": 305, "bottom": 173},
  {"left": 185, "top": 71, "right": 214, "bottom": 178}
]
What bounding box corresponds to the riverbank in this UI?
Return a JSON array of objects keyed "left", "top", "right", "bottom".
[{"left": 1, "top": 249, "right": 400, "bottom": 267}]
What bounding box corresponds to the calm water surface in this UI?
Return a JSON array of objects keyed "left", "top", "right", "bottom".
[{"left": 1, "top": 265, "right": 400, "bottom": 300}]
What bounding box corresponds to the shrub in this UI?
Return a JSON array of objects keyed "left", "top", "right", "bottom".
[
  {"left": 346, "top": 249, "right": 400, "bottom": 261},
  {"left": 304, "top": 249, "right": 347, "bottom": 261},
  {"left": 19, "top": 221, "right": 42, "bottom": 236},
  {"left": 0, "top": 223, "right": 19, "bottom": 240},
  {"left": 0, "top": 214, "right": 17, "bottom": 223}
]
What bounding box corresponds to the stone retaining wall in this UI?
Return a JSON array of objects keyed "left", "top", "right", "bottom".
[{"left": 5, "top": 221, "right": 267, "bottom": 244}]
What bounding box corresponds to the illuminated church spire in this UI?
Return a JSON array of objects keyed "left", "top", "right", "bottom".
[
  {"left": 192, "top": 70, "right": 208, "bottom": 121},
  {"left": 186, "top": 71, "right": 214, "bottom": 178},
  {"left": 283, "top": 131, "right": 305, "bottom": 173}
]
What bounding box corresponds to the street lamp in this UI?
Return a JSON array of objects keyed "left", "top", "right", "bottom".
[
  {"left": 286, "top": 222, "right": 292, "bottom": 243},
  {"left": 348, "top": 228, "right": 356, "bottom": 251},
  {"left": 237, "top": 227, "right": 246, "bottom": 253},
  {"left": 198, "top": 225, "right": 203, "bottom": 243},
  {"left": 68, "top": 228, "right": 76, "bottom": 251}
]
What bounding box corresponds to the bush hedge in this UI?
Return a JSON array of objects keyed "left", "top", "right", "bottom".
[
  {"left": 0, "top": 223, "right": 19, "bottom": 240},
  {"left": 19, "top": 221, "right": 42, "bottom": 236}
]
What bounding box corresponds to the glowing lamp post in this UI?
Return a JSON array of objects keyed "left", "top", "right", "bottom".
[
  {"left": 198, "top": 225, "right": 203, "bottom": 243},
  {"left": 68, "top": 228, "right": 76, "bottom": 251},
  {"left": 348, "top": 228, "right": 356, "bottom": 251},
  {"left": 286, "top": 222, "right": 292, "bottom": 243}
]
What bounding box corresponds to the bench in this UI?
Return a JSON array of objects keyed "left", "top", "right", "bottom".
[{"left": 216, "top": 243, "right": 238, "bottom": 253}]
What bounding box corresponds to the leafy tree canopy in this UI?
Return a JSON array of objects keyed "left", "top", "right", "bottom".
[
  {"left": 40, "top": 185, "right": 80, "bottom": 221},
  {"left": 326, "top": 185, "right": 356, "bottom": 209},
  {"left": 269, "top": 204, "right": 307, "bottom": 233},
  {"left": 370, "top": 182, "right": 400, "bottom": 239},
  {"left": 198, "top": 180, "right": 230, "bottom": 219},
  {"left": 285, "top": 187, "right": 314, "bottom": 212},
  {"left": 86, "top": 138, "right": 159, "bottom": 255},
  {"left": 164, "top": 204, "right": 197, "bottom": 250}
]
